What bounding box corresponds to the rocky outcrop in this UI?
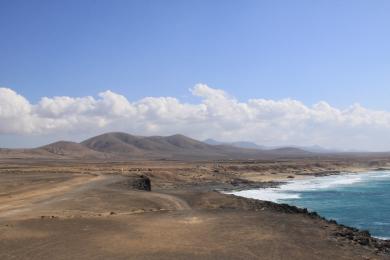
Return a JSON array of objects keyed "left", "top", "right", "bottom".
[
  {"left": 127, "top": 175, "right": 151, "bottom": 191},
  {"left": 227, "top": 178, "right": 283, "bottom": 191},
  {"left": 333, "top": 224, "right": 390, "bottom": 253},
  {"left": 221, "top": 193, "right": 390, "bottom": 255}
]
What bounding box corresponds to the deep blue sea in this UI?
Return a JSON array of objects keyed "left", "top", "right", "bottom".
[{"left": 230, "top": 171, "right": 390, "bottom": 239}]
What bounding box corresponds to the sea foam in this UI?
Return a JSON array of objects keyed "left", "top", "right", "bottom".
[
  {"left": 229, "top": 171, "right": 390, "bottom": 203},
  {"left": 228, "top": 171, "right": 390, "bottom": 239}
]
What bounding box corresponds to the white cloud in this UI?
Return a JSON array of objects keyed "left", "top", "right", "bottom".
[
  {"left": 0, "top": 88, "right": 31, "bottom": 117},
  {"left": 1, "top": 84, "right": 390, "bottom": 150}
]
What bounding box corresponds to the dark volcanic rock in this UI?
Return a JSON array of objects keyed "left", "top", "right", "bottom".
[
  {"left": 297, "top": 170, "right": 341, "bottom": 177},
  {"left": 127, "top": 175, "right": 151, "bottom": 191},
  {"left": 225, "top": 179, "right": 283, "bottom": 191},
  {"left": 224, "top": 193, "right": 390, "bottom": 255},
  {"left": 230, "top": 178, "right": 251, "bottom": 186}
]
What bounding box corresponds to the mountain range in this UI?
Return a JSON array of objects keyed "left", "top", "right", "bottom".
[
  {"left": 204, "top": 139, "right": 341, "bottom": 153},
  {"left": 0, "top": 132, "right": 315, "bottom": 161}
]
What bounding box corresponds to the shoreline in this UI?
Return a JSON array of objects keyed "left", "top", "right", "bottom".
[
  {"left": 224, "top": 169, "right": 390, "bottom": 245},
  {"left": 221, "top": 166, "right": 390, "bottom": 192},
  {"left": 220, "top": 192, "right": 390, "bottom": 255}
]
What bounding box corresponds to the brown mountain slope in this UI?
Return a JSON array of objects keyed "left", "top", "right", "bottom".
[
  {"left": 81, "top": 133, "right": 145, "bottom": 155},
  {"left": 40, "top": 141, "right": 106, "bottom": 159},
  {"left": 0, "top": 147, "right": 59, "bottom": 159},
  {"left": 81, "top": 132, "right": 212, "bottom": 153},
  {"left": 81, "top": 132, "right": 229, "bottom": 159},
  {"left": 0, "top": 132, "right": 315, "bottom": 161},
  {"left": 81, "top": 132, "right": 313, "bottom": 160}
]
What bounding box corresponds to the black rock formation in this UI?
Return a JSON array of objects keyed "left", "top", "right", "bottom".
[{"left": 129, "top": 175, "right": 151, "bottom": 191}]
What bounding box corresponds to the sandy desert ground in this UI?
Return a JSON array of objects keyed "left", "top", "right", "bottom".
[{"left": 1, "top": 158, "right": 390, "bottom": 259}]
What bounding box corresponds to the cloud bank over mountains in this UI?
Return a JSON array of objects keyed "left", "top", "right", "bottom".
[{"left": 1, "top": 84, "right": 389, "bottom": 150}]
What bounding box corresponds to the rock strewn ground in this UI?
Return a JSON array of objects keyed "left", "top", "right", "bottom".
[{"left": 0, "top": 159, "right": 390, "bottom": 259}]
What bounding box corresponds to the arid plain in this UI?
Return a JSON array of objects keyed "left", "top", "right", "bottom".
[
  {"left": 1, "top": 159, "right": 390, "bottom": 259},
  {"left": 1, "top": 133, "right": 390, "bottom": 259}
]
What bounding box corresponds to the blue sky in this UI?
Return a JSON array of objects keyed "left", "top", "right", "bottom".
[
  {"left": 1, "top": 0, "right": 390, "bottom": 108},
  {"left": 2, "top": 1, "right": 390, "bottom": 150}
]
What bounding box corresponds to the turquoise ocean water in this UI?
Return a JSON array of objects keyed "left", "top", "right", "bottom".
[{"left": 230, "top": 171, "right": 390, "bottom": 239}]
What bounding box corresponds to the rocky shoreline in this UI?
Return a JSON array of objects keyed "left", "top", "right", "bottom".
[
  {"left": 220, "top": 170, "right": 390, "bottom": 256},
  {"left": 229, "top": 196, "right": 390, "bottom": 255},
  {"left": 245, "top": 199, "right": 390, "bottom": 252}
]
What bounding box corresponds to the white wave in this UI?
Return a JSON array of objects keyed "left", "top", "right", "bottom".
[
  {"left": 228, "top": 189, "right": 300, "bottom": 203},
  {"left": 373, "top": 222, "right": 390, "bottom": 226},
  {"left": 373, "top": 236, "right": 390, "bottom": 241},
  {"left": 229, "top": 171, "right": 390, "bottom": 203},
  {"left": 278, "top": 174, "right": 364, "bottom": 192},
  {"left": 368, "top": 172, "right": 390, "bottom": 178}
]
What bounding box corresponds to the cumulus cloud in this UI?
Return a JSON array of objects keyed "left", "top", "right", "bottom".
[{"left": 1, "top": 84, "right": 390, "bottom": 150}]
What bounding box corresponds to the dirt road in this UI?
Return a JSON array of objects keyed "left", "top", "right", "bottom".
[{"left": 0, "top": 168, "right": 388, "bottom": 259}]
